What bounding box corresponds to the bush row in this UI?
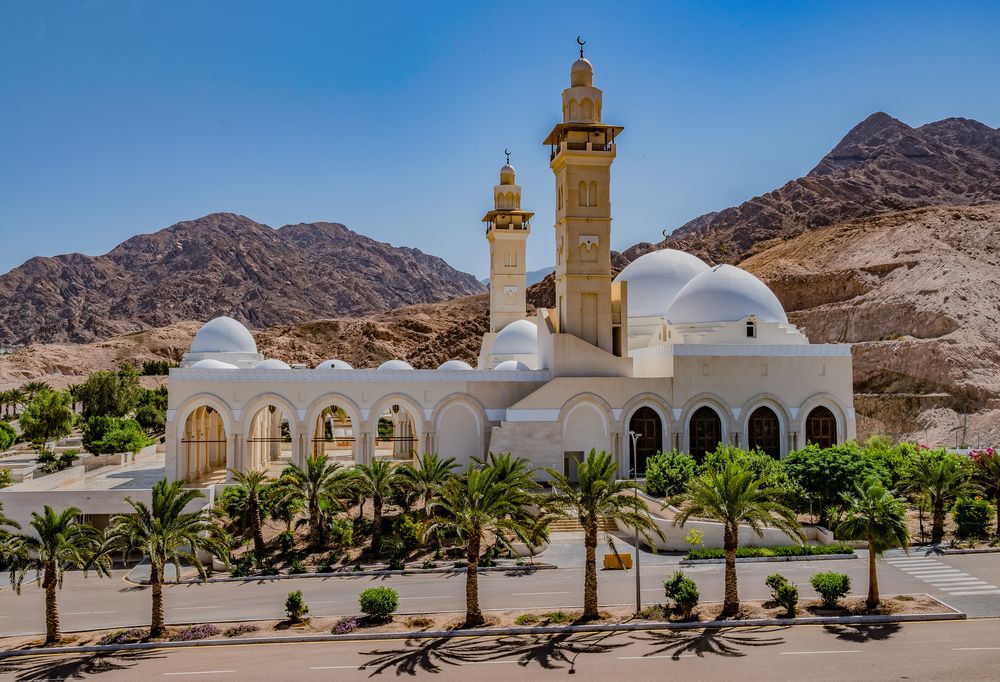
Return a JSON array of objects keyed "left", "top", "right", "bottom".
[{"left": 685, "top": 543, "right": 855, "bottom": 560}]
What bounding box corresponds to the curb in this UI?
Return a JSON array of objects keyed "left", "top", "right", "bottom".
[
  {"left": 938, "top": 547, "right": 1000, "bottom": 555},
  {"left": 125, "top": 563, "right": 557, "bottom": 585},
  {"left": 0, "top": 609, "right": 965, "bottom": 659},
  {"left": 681, "top": 553, "right": 856, "bottom": 565}
]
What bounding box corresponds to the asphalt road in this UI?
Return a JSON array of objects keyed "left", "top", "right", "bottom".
[
  {"left": 0, "top": 546, "right": 998, "bottom": 637},
  {"left": 2, "top": 619, "right": 999, "bottom": 680}
]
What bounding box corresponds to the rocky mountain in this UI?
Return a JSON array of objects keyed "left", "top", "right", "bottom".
[
  {"left": 0, "top": 213, "right": 485, "bottom": 345},
  {"left": 626, "top": 113, "right": 1000, "bottom": 264}
]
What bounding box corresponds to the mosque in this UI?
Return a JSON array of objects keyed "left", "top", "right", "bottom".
[{"left": 165, "top": 46, "right": 855, "bottom": 485}]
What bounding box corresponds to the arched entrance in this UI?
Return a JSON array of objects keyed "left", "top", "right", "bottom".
[
  {"left": 181, "top": 406, "right": 228, "bottom": 483},
  {"left": 628, "top": 406, "right": 662, "bottom": 476},
  {"left": 805, "top": 406, "right": 837, "bottom": 448},
  {"left": 311, "top": 403, "right": 355, "bottom": 464},
  {"left": 689, "top": 406, "right": 722, "bottom": 463},
  {"left": 246, "top": 405, "right": 292, "bottom": 473},
  {"left": 374, "top": 403, "right": 418, "bottom": 463},
  {"left": 747, "top": 406, "right": 781, "bottom": 459}
]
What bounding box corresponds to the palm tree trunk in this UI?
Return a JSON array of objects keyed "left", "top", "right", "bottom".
[
  {"left": 721, "top": 525, "right": 740, "bottom": 618},
  {"left": 250, "top": 494, "right": 266, "bottom": 557},
  {"left": 583, "top": 521, "right": 599, "bottom": 620},
  {"left": 932, "top": 501, "right": 945, "bottom": 543},
  {"left": 373, "top": 496, "right": 383, "bottom": 553},
  {"left": 310, "top": 502, "right": 322, "bottom": 547},
  {"left": 150, "top": 565, "right": 165, "bottom": 637},
  {"left": 465, "top": 535, "right": 482, "bottom": 626},
  {"left": 866, "top": 534, "right": 879, "bottom": 609},
  {"left": 43, "top": 564, "right": 60, "bottom": 644}
]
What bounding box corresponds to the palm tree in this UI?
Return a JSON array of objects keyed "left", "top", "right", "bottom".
[
  {"left": 229, "top": 469, "right": 272, "bottom": 557},
  {"left": 837, "top": 481, "right": 910, "bottom": 608},
  {"left": 0, "top": 390, "right": 9, "bottom": 419},
  {"left": 7, "top": 388, "right": 25, "bottom": 418},
  {"left": 399, "top": 452, "right": 458, "bottom": 517},
  {"left": 8, "top": 506, "right": 111, "bottom": 644},
  {"left": 426, "top": 464, "right": 537, "bottom": 626},
  {"left": 972, "top": 449, "right": 1000, "bottom": 536},
  {"left": 545, "top": 449, "right": 664, "bottom": 620},
  {"left": 278, "top": 455, "right": 353, "bottom": 546},
  {"left": 107, "top": 479, "right": 227, "bottom": 638},
  {"left": 0, "top": 501, "right": 20, "bottom": 563},
  {"left": 355, "top": 459, "right": 404, "bottom": 552},
  {"left": 674, "top": 457, "right": 803, "bottom": 617},
  {"left": 904, "top": 451, "right": 978, "bottom": 543},
  {"left": 21, "top": 381, "right": 51, "bottom": 403}
]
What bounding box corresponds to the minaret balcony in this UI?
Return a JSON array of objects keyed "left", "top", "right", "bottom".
[{"left": 550, "top": 140, "right": 615, "bottom": 160}]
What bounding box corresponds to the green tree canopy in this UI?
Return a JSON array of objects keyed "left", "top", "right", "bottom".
[
  {"left": 0, "top": 420, "right": 16, "bottom": 452},
  {"left": 781, "top": 442, "right": 889, "bottom": 525},
  {"left": 19, "top": 390, "right": 74, "bottom": 447},
  {"left": 77, "top": 365, "right": 141, "bottom": 419}
]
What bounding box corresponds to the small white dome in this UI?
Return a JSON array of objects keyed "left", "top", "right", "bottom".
[
  {"left": 378, "top": 359, "right": 414, "bottom": 371},
  {"left": 316, "top": 359, "right": 353, "bottom": 370},
  {"left": 494, "top": 360, "right": 531, "bottom": 371},
  {"left": 190, "top": 316, "right": 257, "bottom": 354},
  {"left": 190, "top": 358, "right": 239, "bottom": 370},
  {"left": 256, "top": 359, "right": 291, "bottom": 370},
  {"left": 500, "top": 163, "right": 516, "bottom": 185},
  {"left": 492, "top": 319, "right": 537, "bottom": 356},
  {"left": 570, "top": 57, "right": 593, "bottom": 87},
  {"left": 666, "top": 264, "right": 788, "bottom": 324},
  {"left": 438, "top": 360, "right": 473, "bottom": 370},
  {"left": 614, "top": 249, "right": 710, "bottom": 318}
]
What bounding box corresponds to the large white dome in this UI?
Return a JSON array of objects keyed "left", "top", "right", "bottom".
[
  {"left": 613, "top": 249, "right": 709, "bottom": 318},
  {"left": 666, "top": 264, "right": 788, "bottom": 324},
  {"left": 494, "top": 360, "right": 531, "bottom": 371},
  {"left": 378, "top": 359, "right": 414, "bottom": 371},
  {"left": 190, "top": 316, "right": 257, "bottom": 354},
  {"left": 438, "top": 360, "right": 473, "bottom": 370},
  {"left": 492, "top": 319, "right": 537, "bottom": 356},
  {"left": 256, "top": 359, "right": 291, "bottom": 370},
  {"left": 190, "top": 358, "right": 238, "bottom": 370}
]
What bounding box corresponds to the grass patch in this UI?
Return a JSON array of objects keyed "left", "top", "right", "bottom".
[
  {"left": 514, "top": 614, "right": 540, "bottom": 625},
  {"left": 685, "top": 543, "right": 855, "bottom": 560},
  {"left": 544, "top": 611, "right": 575, "bottom": 624}
]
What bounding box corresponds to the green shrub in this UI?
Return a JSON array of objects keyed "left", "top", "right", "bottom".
[
  {"left": 544, "top": 610, "right": 574, "bottom": 624},
  {"left": 765, "top": 573, "right": 789, "bottom": 597},
  {"left": 663, "top": 571, "right": 699, "bottom": 619},
  {"left": 134, "top": 403, "right": 165, "bottom": 433},
  {"left": 231, "top": 553, "right": 256, "bottom": 577},
  {"left": 783, "top": 443, "right": 889, "bottom": 525},
  {"left": 775, "top": 582, "right": 799, "bottom": 618},
  {"left": 810, "top": 572, "right": 851, "bottom": 609},
  {"left": 277, "top": 529, "right": 296, "bottom": 556},
  {"left": 644, "top": 450, "right": 697, "bottom": 498},
  {"left": 288, "top": 557, "right": 307, "bottom": 574},
  {"left": 36, "top": 448, "right": 79, "bottom": 473},
  {"left": 359, "top": 586, "right": 399, "bottom": 621},
  {"left": 0, "top": 468, "right": 11, "bottom": 489},
  {"left": 515, "top": 613, "right": 540, "bottom": 625},
  {"left": 393, "top": 513, "right": 423, "bottom": 551},
  {"left": 685, "top": 543, "right": 854, "bottom": 560},
  {"left": 953, "top": 496, "right": 994, "bottom": 540},
  {"left": 285, "top": 590, "right": 309, "bottom": 622},
  {"left": 0, "top": 421, "right": 16, "bottom": 452},
  {"left": 328, "top": 518, "right": 354, "bottom": 548}
]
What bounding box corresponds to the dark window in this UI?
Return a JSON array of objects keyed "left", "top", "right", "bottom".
[
  {"left": 746, "top": 320, "right": 757, "bottom": 338},
  {"left": 689, "top": 406, "right": 722, "bottom": 463},
  {"left": 748, "top": 406, "right": 780, "bottom": 459},
  {"left": 628, "top": 406, "right": 662, "bottom": 476},
  {"left": 805, "top": 406, "right": 837, "bottom": 448}
]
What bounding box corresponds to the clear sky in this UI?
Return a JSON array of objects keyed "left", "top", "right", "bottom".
[{"left": 2, "top": 1, "right": 998, "bottom": 278}]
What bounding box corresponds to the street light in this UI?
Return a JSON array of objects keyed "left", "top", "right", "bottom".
[{"left": 628, "top": 429, "right": 642, "bottom": 613}]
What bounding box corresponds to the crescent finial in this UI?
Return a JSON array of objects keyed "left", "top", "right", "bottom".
[
  {"left": 504, "top": 148, "right": 511, "bottom": 165},
  {"left": 576, "top": 35, "right": 586, "bottom": 58},
  {"left": 662, "top": 228, "right": 670, "bottom": 239}
]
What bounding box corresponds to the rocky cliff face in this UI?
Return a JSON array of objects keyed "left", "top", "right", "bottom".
[{"left": 0, "top": 213, "right": 485, "bottom": 345}]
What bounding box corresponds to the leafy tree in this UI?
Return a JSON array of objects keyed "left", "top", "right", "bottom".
[
  {"left": 135, "top": 404, "right": 166, "bottom": 433},
  {"left": 644, "top": 449, "right": 696, "bottom": 499},
  {"left": 355, "top": 460, "right": 404, "bottom": 552},
  {"left": 84, "top": 416, "right": 149, "bottom": 455},
  {"left": 278, "top": 456, "right": 353, "bottom": 546},
  {"left": 545, "top": 449, "right": 664, "bottom": 620},
  {"left": 107, "top": 480, "right": 228, "bottom": 638},
  {"left": 377, "top": 417, "right": 394, "bottom": 441},
  {"left": 703, "top": 444, "right": 794, "bottom": 492},
  {"left": 837, "top": 482, "right": 910, "bottom": 608},
  {"left": 426, "top": 463, "right": 538, "bottom": 626},
  {"left": 21, "top": 381, "right": 51, "bottom": 403},
  {"left": 970, "top": 449, "right": 1000, "bottom": 535},
  {"left": 782, "top": 442, "right": 888, "bottom": 525},
  {"left": 229, "top": 469, "right": 272, "bottom": 557},
  {"left": 7, "top": 506, "right": 111, "bottom": 644},
  {"left": 675, "top": 456, "right": 804, "bottom": 617},
  {"left": 398, "top": 452, "right": 458, "bottom": 517},
  {"left": 903, "top": 449, "right": 978, "bottom": 543},
  {"left": 864, "top": 435, "right": 920, "bottom": 489},
  {"left": 77, "top": 366, "right": 140, "bottom": 420},
  {"left": 19, "top": 390, "right": 74, "bottom": 448},
  {"left": 0, "top": 420, "right": 16, "bottom": 452}
]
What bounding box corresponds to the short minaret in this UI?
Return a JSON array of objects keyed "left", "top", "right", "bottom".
[
  {"left": 482, "top": 152, "right": 534, "bottom": 333},
  {"left": 543, "top": 38, "right": 625, "bottom": 355}
]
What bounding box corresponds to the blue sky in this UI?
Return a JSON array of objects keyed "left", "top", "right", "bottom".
[{"left": 1, "top": 1, "right": 998, "bottom": 278}]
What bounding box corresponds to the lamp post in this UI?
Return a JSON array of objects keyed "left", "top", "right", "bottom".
[{"left": 628, "top": 429, "right": 642, "bottom": 613}]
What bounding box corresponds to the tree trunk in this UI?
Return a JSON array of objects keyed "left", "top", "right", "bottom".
[
  {"left": 583, "top": 521, "right": 599, "bottom": 620},
  {"left": 465, "top": 535, "right": 482, "bottom": 626},
  {"left": 43, "top": 564, "right": 60, "bottom": 645},
  {"left": 150, "top": 564, "right": 165, "bottom": 638},
  {"left": 721, "top": 525, "right": 740, "bottom": 618},
  {"left": 931, "top": 501, "right": 945, "bottom": 544},
  {"left": 866, "top": 534, "right": 880, "bottom": 609},
  {"left": 250, "top": 494, "right": 266, "bottom": 558},
  {"left": 373, "top": 496, "right": 383, "bottom": 553},
  {"left": 310, "top": 502, "right": 323, "bottom": 548}
]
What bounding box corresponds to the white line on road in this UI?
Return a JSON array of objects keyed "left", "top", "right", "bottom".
[
  {"left": 780, "top": 650, "right": 861, "bottom": 656},
  {"left": 952, "top": 647, "right": 1000, "bottom": 651},
  {"left": 511, "top": 591, "right": 570, "bottom": 596},
  {"left": 398, "top": 596, "right": 450, "bottom": 600},
  {"left": 922, "top": 576, "right": 988, "bottom": 583},
  {"left": 171, "top": 605, "right": 224, "bottom": 610},
  {"left": 904, "top": 570, "right": 966, "bottom": 577},
  {"left": 942, "top": 589, "right": 1000, "bottom": 596},
  {"left": 931, "top": 580, "right": 991, "bottom": 586},
  {"left": 162, "top": 671, "right": 236, "bottom": 676},
  {"left": 64, "top": 610, "right": 114, "bottom": 615}
]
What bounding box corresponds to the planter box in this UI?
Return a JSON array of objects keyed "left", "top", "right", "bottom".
[{"left": 603, "top": 553, "right": 632, "bottom": 570}]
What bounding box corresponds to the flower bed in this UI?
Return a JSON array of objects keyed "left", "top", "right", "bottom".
[{"left": 684, "top": 543, "right": 855, "bottom": 561}]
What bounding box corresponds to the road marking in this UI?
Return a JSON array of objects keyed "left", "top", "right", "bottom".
[
  {"left": 932, "top": 580, "right": 991, "bottom": 586},
  {"left": 172, "top": 605, "right": 224, "bottom": 610},
  {"left": 952, "top": 647, "right": 1000, "bottom": 651},
  {"left": 64, "top": 610, "right": 114, "bottom": 615},
  {"left": 163, "top": 672, "right": 236, "bottom": 676},
  {"left": 512, "top": 591, "right": 570, "bottom": 596},
  {"left": 943, "top": 589, "right": 1000, "bottom": 596},
  {"left": 923, "top": 576, "right": 989, "bottom": 583},
  {"left": 780, "top": 650, "right": 861, "bottom": 655},
  {"left": 618, "top": 654, "right": 698, "bottom": 660},
  {"left": 398, "top": 596, "right": 449, "bottom": 600}
]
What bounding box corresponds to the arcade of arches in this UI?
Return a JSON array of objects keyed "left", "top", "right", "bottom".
[{"left": 181, "top": 406, "right": 228, "bottom": 483}]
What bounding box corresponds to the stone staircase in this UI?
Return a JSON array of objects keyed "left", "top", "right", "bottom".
[{"left": 548, "top": 517, "right": 619, "bottom": 533}]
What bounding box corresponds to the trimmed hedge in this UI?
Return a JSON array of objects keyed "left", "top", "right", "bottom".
[{"left": 685, "top": 543, "right": 854, "bottom": 560}]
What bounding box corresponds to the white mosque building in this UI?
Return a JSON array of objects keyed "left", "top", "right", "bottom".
[{"left": 164, "top": 49, "right": 854, "bottom": 485}]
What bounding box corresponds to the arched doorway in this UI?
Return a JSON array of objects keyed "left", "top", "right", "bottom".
[
  {"left": 181, "top": 406, "right": 228, "bottom": 483},
  {"left": 435, "top": 401, "right": 483, "bottom": 470},
  {"left": 628, "top": 406, "right": 662, "bottom": 476},
  {"left": 747, "top": 406, "right": 781, "bottom": 459},
  {"left": 689, "top": 406, "right": 722, "bottom": 463},
  {"left": 311, "top": 403, "right": 355, "bottom": 463},
  {"left": 246, "top": 405, "right": 292, "bottom": 473},
  {"left": 374, "top": 403, "right": 418, "bottom": 463},
  {"left": 805, "top": 406, "right": 837, "bottom": 448}
]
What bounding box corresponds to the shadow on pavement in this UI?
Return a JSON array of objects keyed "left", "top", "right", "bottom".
[
  {"left": 0, "top": 650, "right": 163, "bottom": 681},
  {"left": 629, "top": 626, "right": 788, "bottom": 659},
  {"left": 822, "top": 623, "right": 901, "bottom": 643},
  {"left": 359, "top": 631, "right": 627, "bottom": 675}
]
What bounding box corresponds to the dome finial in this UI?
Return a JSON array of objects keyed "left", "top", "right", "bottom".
[
  {"left": 576, "top": 35, "right": 586, "bottom": 58},
  {"left": 504, "top": 147, "right": 511, "bottom": 165}
]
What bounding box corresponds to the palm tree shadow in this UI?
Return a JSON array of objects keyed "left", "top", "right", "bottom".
[
  {"left": 629, "top": 626, "right": 788, "bottom": 659},
  {"left": 358, "top": 631, "right": 628, "bottom": 676},
  {"left": 0, "top": 650, "right": 163, "bottom": 681},
  {"left": 822, "top": 623, "right": 901, "bottom": 643}
]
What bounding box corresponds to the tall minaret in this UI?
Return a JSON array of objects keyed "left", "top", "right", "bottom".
[
  {"left": 543, "top": 38, "right": 624, "bottom": 355},
  {"left": 482, "top": 152, "right": 534, "bottom": 333}
]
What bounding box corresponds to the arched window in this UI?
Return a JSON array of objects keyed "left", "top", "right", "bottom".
[
  {"left": 805, "top": 406, "right": 838, "bottom": 448},
  {"left": 567, "top": 99, "right": 577, "bottom": 121},
  {"left": 628, "top": 406, "right": 662, "bottom": 476},
  {"left": 578, "top": 181, "right": 587, "bottom": 206},
  {"left": 581, "top": 98, "right": 593, "bottom": 120},
  {"left": 689, "top": 406, "right": 722, "bottom": 463},
  {"left": 505, "top": 191, "right": 515, "bottom": 209},
  {"left": 748, "top": 406, "right": 780, "bottom": 459},
  {"left": 588, "top": 181, "right": 598, "bottom": 206}
]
